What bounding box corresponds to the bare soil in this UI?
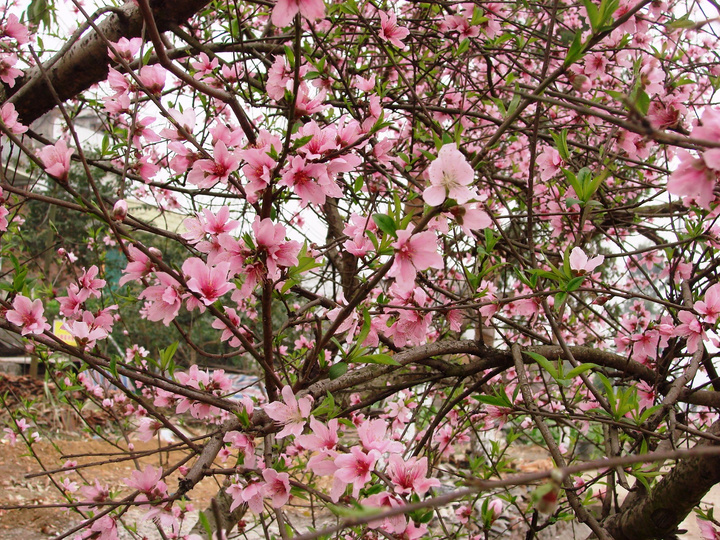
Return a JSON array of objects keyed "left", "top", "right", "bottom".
[{"left": 0, "top": 435, "right": 222, "bottom": 539}]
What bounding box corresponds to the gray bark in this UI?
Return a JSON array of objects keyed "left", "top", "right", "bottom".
[{"left": 5, "top": 0, "right": 212, "bottom": 124}]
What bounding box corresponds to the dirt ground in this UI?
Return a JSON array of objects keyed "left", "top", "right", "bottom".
[
  {"left": 0, "top": 435, "right": 223, "bottom": 539},
  {"left": 0, "top": 434, "right": 716, "bottom": 539}
]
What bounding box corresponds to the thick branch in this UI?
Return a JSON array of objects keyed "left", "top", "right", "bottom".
[
  {"left": 604, "top": 420, "right": 720, "bottom": 539},
  {"left": 6, "top": 0, "right": 212, "bottom": 124}
]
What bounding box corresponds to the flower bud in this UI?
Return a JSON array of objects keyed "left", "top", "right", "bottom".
[{"left": 112, "top": 199, "right": 128, "bottom": 221}]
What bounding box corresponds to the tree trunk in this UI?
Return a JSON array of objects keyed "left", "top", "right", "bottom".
[{"left": 604, "top": 420, "right": 720, "bottom": 539}]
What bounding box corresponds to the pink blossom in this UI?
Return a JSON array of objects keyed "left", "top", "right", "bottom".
[
  {"left": 79, "top": 479, "right": 110, "bottom": 509},
  {"left": 252, "top": 217, "right": 301, "bottom": 280},
  {"left": 423, "top": 143, "right": 476, "bottom": 206},
  {"left": 536, "top": 147, "right": 563, "bottom": 181},
  {"left": 443, "top": 15, "right": 480, "bottom": 39},
  {"left": 191, "top": 52, "right": 219, "bottom": 79},
  {"left": 583, "top": 52, "right": 608, "bottom": 76},
  {"left": 107, "top": 67, "right": 129, "bottom": 94},
  {"left": 447, "top": 202, "right": 492, "bottom": 235},
  {"left": 698, "top": 517, "right": 720, "bottom": 540},
  {"left": 637, "top": 381, "right": 656, "bottom": 410},
  {"left": 279, "top": 156, "right": 336, "bottom": 207},
  {"left": 57, "top": 284, "right": 88, "bottom": 317},
  {"left": 120, "top": 245, "right": 158, "bottom": 286},
  {"left": 124, "top": 465, "right": 168, "bottom": 501},
  {"left": 0, "top": 54, "right": 22, "bottom": 87},
  {"left": 386, "top": 305, "right": 432, "bottom": 347},
  {"left": 262, "top": 468, "right": 291, "bottom": 508},
  {"left": 388, "top": 229, "right": 443, "bottom": 290},
  {"left": 354, "top": 74, "right": 376, "bottom": 92},
  {"left": 484, "top": 405, "right": 512, "bottom": 429},
  {"left": 569, "top": 247, "right": 604, "bottom": 274},
  {"left": 630, "top": 330, "right": 659, "bottom": 364},
  {"left": 487, "top": 498, "right": 504, "bottom": 523},
  {"left": 674, "top": 310, "right": 706, "bottom": 353},
  {"left": 334, "top": 446, "right": 381, "bottom": 499},
  {"left": 79, "top": 265, "right": 106, "bottom": 298},
  {"left": 138, "top": 65, "right": 166, "bottom": 95},
  {"left": 182, "top": 257, "right": 235, "bottom": 305},
  {"left": 266, "top": 56, "right": 296, "bottom": 100},
  {"left": 1, "top": 102, "right": 27, "bottom": 134},
  {"left": 296, "top": 417, "right": 339, "bottom": 451},
  {"left": 6, "top": 295, "right": 50, "bottom": 336},
  {"left": 667, "top": 149, "right": 720, "bottom": 209},
  {"left": 224, "top": 430, "right": 256, "bottom": 468},
  {"left": 111, "top": 199, "right": 128, "bottom": 221},
  {"left": 63, "top": 320, "right": 108, "bottom": 349},
  {"left": 202, "top": 206, "right": 239, "bottom": 236},
  {"left": 89, "top": 515, "right": 118, "bottom": 540},
  {"left": 263, "top": 385, "right": 313, "bottom": 438},
  {"left": 295, "top": 84, "right": 329, "bottom": 116},
  {"left": 455, "top": 504, "right": 473, "bottom": 524},
  {"left": 175, "top": 366, "right": 232, "bottom": 419},
  {"left": 108, "top": 37, "right": 142, "bottom": 62},
  {"left": 161, "top": 108, "right": 197, "bottom": 141},
  {"left": 695, "top": 283, "right": 720, "bottom": 324},
  {"left": 38, "top": 139, "right": 74, "bottom": 181},
  {"left": 228, "top": 481, "right": 265, "bottom": 514},
  {"left": 128, "top": 116, "right": 160, "bottom": 149},
  {"left": 362, "top": 492, "right": 407, "bottom": 534},
  {"left": 3, "top": 14, "right": 29, "bottom": 45},
  {"left": 386, "top": 454, "right": 440, "bottom": 496},
  {"left": 240, "top": 147, "right": 276, "bottom": 202},
  {"left": 187, "top": 141, "right": 240, "bottom": 188},
  {"left": 378, "top": 11, "right": 410, "bottom": 49},
  {"left": 135, "top": 417, "right": 163, "bottom": 442},
  {"left": 271, "top": 0, "right": 326, "bottom": 27},
  {"left": 358, "top": 418, "right": 403, "bottom": 453}
]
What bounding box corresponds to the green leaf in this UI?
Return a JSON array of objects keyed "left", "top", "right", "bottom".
[
  {"left": 582, "top": 0, "right": 601, "bottom": 30},
  {"left": 372, "top": 214, "right": 398, "bottom": 239},
  {"left": 665, "top": 16, "right": 695, "bottom": 29},
  {"left": 312, "top": 391, "right": 341, "bottom": 419},
  {"left": 576, "top": 167, "right": 592, "bottom": 199},
  {"left": 456, "top": 38, "right": 470, "bottom": 55},
  {"left": 525, "top": 351, "right": 559, "bottom": 380},
  {"left": 328, "top": 503, "right": 381, "bottom": 518},
  {"left": 235, "top": 407, "right": 251, "bottom": 428},
  {"left": 27, "top": 0, "right": 54, "bottom": 29},
  {"left": 551, "top": 130, "right": 570, "bottom": 161},
  {"left": 565, "top": 275, "right": 586, "bottom": 292},
  {"left": 584, "top": 168, "right": 609, "bottom": 201},
  {"left": 354, "top": 308, "right": 372, "bottom": 348},
  {"left": 636, "top": 89, "right": 650, "bottom": 116},
  {"left": 506, "top": 83, "right": 522, "bottom": 117},
  {"left": 160, "top": 342, "right": 179, "bottom": 371},
  {"left": 562, "top": 169, "right": 583, "bottom": 198},
  {"left": 292, "top": 134, "right": 314, "bottom": 149},
  {"left": 565, "top": 363, "right": 599, "bottom": 379},
  {"left": 198, "top": 511, "right": 213, "bottom": 536},
  {"left": 638, "top": 404, "right": 662, "bottom": 424},
  {"left": 351, "top": 353, "right": 400, "bottom": 366},
  {"left": 328, "top": 363, "right": 348, "bottom": 380},
  {"left": 109, "top": 356, "right": 119, "bottom": 379},
  {"left": 565, "top": 30, "right": 585, "bottom": 66},
  {"left": 475, "top": 392, "right": 512, "bottom": 408},
  {"left": 598, "top": 0, "right": 620, "bottom": 28}
]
